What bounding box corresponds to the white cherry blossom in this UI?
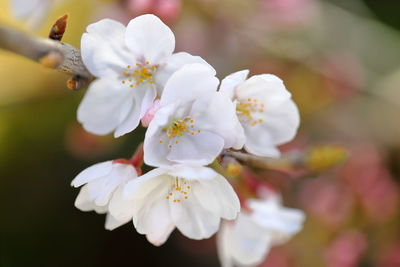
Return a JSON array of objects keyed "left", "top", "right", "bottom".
[
  {"left": 111, "top": 165, "right": 240, "bottom": 246},
  {"left": 217, "top": 194, "right": 305, "bottom": 267},
  {"left": 220, "top": 70, "right": 300, "bottom": 157},
  {"left": 71, "top": 160, "right": 138, "bottom": 230},
  {"left": 78, "top": 14, "right": 213, "bottom": 137},
  {"left": 144, "top": 63, "right": 245, "bottom": 167}
]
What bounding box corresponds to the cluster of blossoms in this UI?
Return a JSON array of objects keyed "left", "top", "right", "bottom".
[{"left": 72, "top": 14, "right": 305, "bottom": 266}]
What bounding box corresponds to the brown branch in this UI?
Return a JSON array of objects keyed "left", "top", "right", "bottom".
[
  {"left": 222, "top": 150, "right": 295, "bottom": 169},
  {"left": 0, "top": 23, "right": 93, "bottom": 90},
  {"left": 223, "top": 145, "right": 348, "bottom": 173}
]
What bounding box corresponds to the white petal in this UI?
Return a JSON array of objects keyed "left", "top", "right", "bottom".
[
  {"left": 261, "top": 211, "right": 305, "bottom": 245},
  {"left": 194, "top": 92, "right": 245, "bottom": 149},
  {"left": 74, "top": 185, "right": 93, "bottom": 211},
  {"left": 81, "top": 19, "right": 134, "bottom": 78},
  {"left": 170, "top": 194, "right": 221, "bottom": 240},
  {"left": 71, "top": 161, "right": 113, "bottom": 187},
  {"left": 126, "top": 174, "right": 175, "bottom": 245},
  {"left": 146, "top": 222, "right": 175, "bottom": 247},
  {"left": 124, "top": 168, "right": 168, "bottom": 199},
  {"left": 93, "top": 205, "right": 108, "bottom": 214},
  {"left": 160, "top": 63, "right": 219, "bottom": 106},
  {"left": 143, "top": 102, "right": 180, "bottom": 167},
  {"left": 125, "top": 14, "right": 175, "bottom": 63},
  {"left": 86, "top": 179, "right": 115, "bottom": 207},
  {"left": 231, "top": 214, "right": 273, "bottom": 266},
  {"left": 250, "top": 207, "right": 305, "bottom": 244},
  {"left": 166, "top": 130, "right": 224, "bottom": 166},
  {"left": 105, "top": 213, "right": 130, "bottom": 231},
  {"left": 167, "top": 165, "right": 218, "bottom": 181},
  {"left": 154, "top": 52, "right": 215, "bottom": 95},
  {"left": 244, "top": 128, "right": 282, "bottom": 158},
  {"left": 193, "top": 174, "right": 240, "bottom": 220},
  {"left": 219, "top": 70, "right": 249, "bottom": 99},
  {"left": 77, "top": 78, "right": 134, "bottom": 136},
  {"left": 217, "top": 222, "right": 235, "bottom": 267},
  {"left": 126, "top": 168, "right": 238, "bottom": 242},
  {"left": 236, "top": 74, "right": 292, "bottom": 108},
  {"left": 113, "top": 101, "right": 141, "bottom": 138},
  {"left": 262, "top": 99, "right": 300, "bottom": 144},
  {"left": 139, "top": 85, "right": 158, "bottom": 118},
  {"left": 129, "top": 168, "right": 224, "bottom": 240},
  {"left": 114, "top": 85, "right": 157, "bottom": 137},
  {"left": 236, "top": 74, "right": 300, "bottom": 156},
  {"left": 245, "top": 197, "right": 306, "bottom": 245},
  {"left": 108, "top": 185, "right": 135, "bottom": 222},
  {"left": 74, "top": 185, "right": 107, "bottom": 214},
  {"left": 244, "top": 99, "right": 300, "bottom": 157},
  {"left": 86, "top": 163, "right": 137, "bottom": 207},
  {"left": 135, "top": 198, "right": 175, "bottom": 246}
]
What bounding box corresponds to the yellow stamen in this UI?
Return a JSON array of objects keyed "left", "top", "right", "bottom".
[
  {"left": 121, "top": 62, "right": 158, "bottom": 88},
  {"left": 236, "top": 98, "right": 266, "bottom": 126}
]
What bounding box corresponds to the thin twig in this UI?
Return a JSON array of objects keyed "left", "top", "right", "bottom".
[
  {"left": 0, "top": 23, "right": 93, "bottom": 90},
  {"left": 222, "top": 150, "right": 296, "bottom": 169},
  {"left": 224, "top": 145, "right": 348, "bottom": 174}
]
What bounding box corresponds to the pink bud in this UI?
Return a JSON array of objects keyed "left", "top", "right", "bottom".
[{"left": 141, "top": 99, "right": 161, "bottom": 127}]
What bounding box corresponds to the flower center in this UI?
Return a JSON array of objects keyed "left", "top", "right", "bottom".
[
  {"left": 121, "top": 61, "right": 158, "bottom": 87},
  {"left": 159, "top": 117, "right": 201, "bottom": 149},
  {"left": 236, "top": 98, "right": 265, "bottom": 126},
  {"left": 166, "top": 177, "right": 191, "bottom": 203}
]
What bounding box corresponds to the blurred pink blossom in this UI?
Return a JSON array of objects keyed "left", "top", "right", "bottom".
[
  {"left": 321, "top": 53, "right": 365, "bottom": 100},
  {"left": 341, "top": 145, "right": 399, "bottom": 223},
  {"left": 324, "top": 231, "right": 367, "bottom": 267},
  {"left": 261, "top": 0, "right": 318, "bottom": 28},
  {"left": 94, "top": 0, "right": 181, "bottom": 25},
  {"left": 299, "top": 178, "right": 353, "bottom": 228},
  {"left": 125, "top": 0, "right": 181, "bottom": 23}
]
